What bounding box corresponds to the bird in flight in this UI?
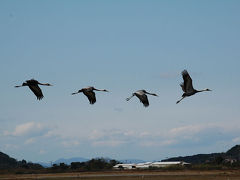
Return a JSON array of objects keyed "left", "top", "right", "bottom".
[
  {"left": 176, "top": 70, "right": 211, "bottom": 104},
  {"left": 15, "top": 79, "right": 52, "bottom": 100},
  {"left": 126, "top": 90, "right": 158, "bottom": 107},
  {"left": 72, "top": 86, "right": 108, "bottom": 104}
]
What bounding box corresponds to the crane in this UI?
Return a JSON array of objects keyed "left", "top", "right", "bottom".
[
  {"left": 15, "top": 79, "right": 52, "bottom": 100},
  {"left": 126, "top": 90, "right": 158, "bottom": 107},
  {"left": 176, "top": 70, "right": 211, "bottom": 104},
  {"left": 72, "top": 86, "right": 108, "bottom": 104}
]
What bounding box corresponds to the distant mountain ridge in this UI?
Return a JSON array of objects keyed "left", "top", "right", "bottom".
[
  {"left": 162, "top": 145, "right": 240, "bottom": 164},
  {"left": 119, "top": 159, "right": 146, "bottom": 164},
  {"left": 38, "top": 158, "right": 146, "bottom": 167},
  {"left": 39, "top": 157, "right": 145, "bottom": 167},
  {"left": 54, "top": 157, "right": 89, "bottom": 165},
  {"left": 38, "top": 157, "right": 89, "bottom": 167}
]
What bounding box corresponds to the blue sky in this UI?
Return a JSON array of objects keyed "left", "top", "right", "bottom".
[{"left": 0, "top": 0, "right": 240, "bottom": 162}]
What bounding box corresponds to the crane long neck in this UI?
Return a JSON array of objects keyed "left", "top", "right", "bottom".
[
  {"left": 38, "top": 82, "right": 49, "bottom": 86},
  {"left": 176, "top": 96, "right": 185, "bottom": 104},
  {"left": 93, "top": 88, "right": 106, "bottom": 91},
  {"left": 126, "top": 94, "right": 135, "bottom": 101},
  {"left": 146, "top": 92, "right": 157, "bottom": 96},
  {"left": 15, "top": 82, "right": 27, "bottom": 87},
  {"left": 72, "top": 89, "right": 83, "bottom": 95},
  {"left": 196, "top": 89, "right": 208, "bottom": 93}
]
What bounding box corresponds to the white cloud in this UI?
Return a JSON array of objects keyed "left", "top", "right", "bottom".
[
  {"left": 2, "top": 144, "right": 18, "bottom": 151},
  {"left": 161, "top": 139, "right": 177, "bottom": 146},
  {"left": 232, "top": 137, "right": 240, "bottom": 143},
  {"left": 123, "top": 130, "right": 136, "bottom": 137},
  {"left": 85, "top": 123, "right": 240, "bottom": 149},
  {"left": 88, "top": 129, "right": 136, "bottom": 140},
  {"left": 15, "top": 122, "right": 36, "bottom": 136},
  {"left": 88, "top": 129, "right": 163, "bottom": 147},
  {"left": 62, "top": 140, "right": 80, "bottom": 147},
  {"left": 43, "top": 130, "right": 58, "bottom": 138},
  {"left": 2, "top": 121, "right": 237, "bottom": 161},
  {"left": 167, "top": 122, "right": 240, "bottom": 138},
  {"left": 139, "top": 138, "right": 177, "bottom": 147},
  {"left": 168, "top": 124, "right": 204, "bottom": 137},
  {"left": 24, "top": 138, "right": 36, "bottom": 145},
  {"left": 88, "top": 130, "right": 106, "bottom": 140},
  {"left": 139, "top": 131, "right": 151, "bottom": 137},
  {"left": 4, "top": 122, "right": 51, "bottom": 137},
  {"left": 92, "top": 140, "right": 126, "bottom": 147},
  {"left": 39, "top": 149, "right": 46, "bottom": 154}
]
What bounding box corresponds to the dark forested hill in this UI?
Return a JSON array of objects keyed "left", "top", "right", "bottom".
[
  {"left": 162, "top": 145, "right": 240, "bottom": 164},
  {"left": 0, "top": 152, "right": 18, "bottom": 169},
  {"left": 0, "top": 151, "right": 42, "bottom": 169},
  {"left": 225, "top": 145, "right": 240, "bottom": 160},
  {"left": 162, "top": 153, "right": 225, "bottom": 164}
]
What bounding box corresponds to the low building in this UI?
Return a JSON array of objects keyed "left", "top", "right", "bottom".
[
  {"left": 135, "top": 162, "right": 152, "bottom": 169},
  {"left": 150, "top": 161, "right": 190, "bottom": 167},
  {"left": 113, "top": 163, "right": 136, "bottom": 169},
  {"left": 224, "top": 158, "right": 237, "bottom": 164},
  {"left": 113, "top": 161, "right": 190, "bottom": 170}
]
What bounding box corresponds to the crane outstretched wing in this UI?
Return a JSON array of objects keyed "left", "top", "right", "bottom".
[
  {"left": 180, "top": 83, "right": 185, "bottom": 92},
  {"left": 84, "top": 91, "right": 96, "bottom": 104},
  {"left": 28, "top": 84, "right": 44, "bottom": 100},
  {"left": 138, "top": 94, "right": 149, "bottom": 107},
  {"left": 181, "top": 70, "right": 194, "bottom": 92}
]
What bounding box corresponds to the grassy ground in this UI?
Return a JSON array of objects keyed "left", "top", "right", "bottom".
[{"left": 1, "top": 170, "right": 240, "bottom": 180}]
